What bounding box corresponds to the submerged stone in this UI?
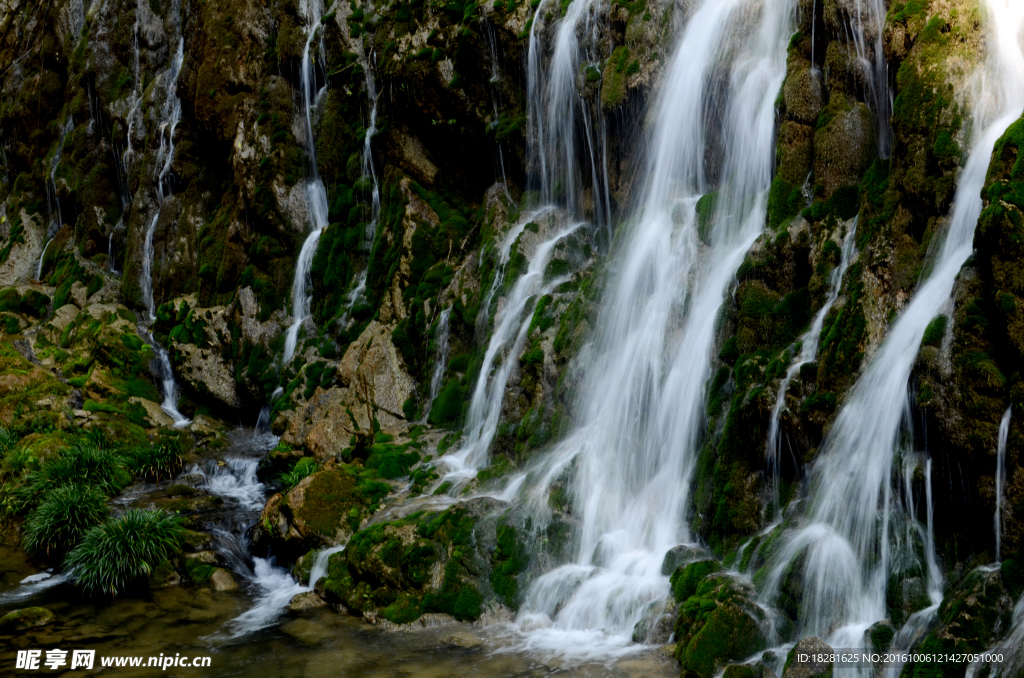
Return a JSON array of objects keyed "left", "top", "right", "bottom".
[{"left": 0, "top": 607, "right": 55, "bottom": 633}]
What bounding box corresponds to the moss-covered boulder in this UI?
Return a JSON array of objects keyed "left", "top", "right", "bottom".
[
  {"left": 902, "top": 566, "right": 1017, "bottom": 678},
  {"left": 671, "top": 561, "right": 769, "bottom": 677},
  {"left": 781, "top": 637, "right": 834, "bottom": 678},
  {"left": 252, "top": 466, "right": 391, "bottom": 562},
  {"left": 317, "top": 497, "right": 521, "bottom": 626},
  {"left": 0, "top": 607, "right": 55, "bottom": 633}
]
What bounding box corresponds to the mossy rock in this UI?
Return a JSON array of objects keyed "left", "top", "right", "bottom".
[
  {"left": 674, "top": 570, "right": 768, "bottom": 677},
  {"left": 903, "top": 567, "right": 1015, "bottom": 678},
  {"left": 0, "top": 607, "right": 54, "bottom": 632},
  {"left": 320, "top": 498, "right": 508, "bottom": 625}
]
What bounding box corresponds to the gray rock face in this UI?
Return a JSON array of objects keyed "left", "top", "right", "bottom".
[
  {"left": 209, "top": 569, "right": 238, "bottom": 592},
  {"left": 176, "top": 342, "right": 241, "bottom": 409},
  {"left": 661, "top": 544, "right": 711, "bottom": 575},
  {"left": 783, "top": 637, "right": 834, "bottom": 678}
]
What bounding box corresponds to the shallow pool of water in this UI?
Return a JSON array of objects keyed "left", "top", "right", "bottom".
[{"left": 0, "top": 546, "right": 677, "bottom": 677}]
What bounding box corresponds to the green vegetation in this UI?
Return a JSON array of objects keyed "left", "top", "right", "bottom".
[
  {"left": 65, "top": 509, "right": 184, "bottom": 597},
  {"left": 277, "top": 457, "right": 318, "bottom": 491},
  {"left": 22, "top": 484, "right": 109, "bottom": 558}
]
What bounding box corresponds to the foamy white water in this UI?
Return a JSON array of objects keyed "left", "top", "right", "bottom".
[
  {"left": 506, "top": 0, "right": 793, "bottom": 657},
  {"left": 283, "top": 0, "right": 330, "bottom": 365},
  {"left": 766, "top": 219, "right": 858, "bottom": 509},
  {"left": 761, "top": 0, "right": 1024, "bottom": 652}
]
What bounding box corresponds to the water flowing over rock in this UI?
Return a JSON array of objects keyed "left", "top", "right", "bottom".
[{"left": 5, "top": 0, "right": 1024, "bottom": 673}]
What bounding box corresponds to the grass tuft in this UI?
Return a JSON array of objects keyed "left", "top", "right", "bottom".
[
  {"left": 65, "top": 509, "right": 185, "bottom": 597},
  {"left": 22, "top": 484, "right": 109, "bottom": 559}
]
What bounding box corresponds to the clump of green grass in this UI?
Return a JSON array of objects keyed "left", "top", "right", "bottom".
[
  {"left": 277, "top": 457, "right": 318, "bottom": 492},
  {"left": 16, "top": 441, "right": 132, "bottom": 508},
  {"left": 123, "top": 439, "right": 184, "bottom": 481},
  {"left": 65, "top": 509, "right": 185, "bottom": 597},
  {"left": 22, "top": 485, "right": 109, "bottom": 558}
]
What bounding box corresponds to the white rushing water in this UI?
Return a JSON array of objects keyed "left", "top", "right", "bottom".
[
  {"left": 148, "top": 330, "right": 190, "bottom": 427},
  {"left": 121, "top": 0, "right": 143, "bottom": 174},
  {"left": 226, "top": 545, "right": 344, "bottom": 637},
  {"left": 504, "top": 0, "right": 792, "bottom": 658},
  {"left": 360, "top": 51, "right": 380, "bottom": 246},
  {"left": 439, "top": 219, "right": 584, "bottom": 487},
  {"left": 283, "top": 0, "right": 330, "bottom": 365},
  {"left": 425, "top": 306, "right": 453, "bottom": 418},
  {"left": 186, "top": 453, "right": 345, "bottom": 638},
  {"left": 140, "top": 37, "right": 185, "bottom": 320},
  {"left": 0, "top": 571, "right": 69, "bottom": 606},
  {"left": 761, "top": 0, "right": 1024, "bottom": 651},
  {"left": 196, "top": 457, "right": 265, "bottom": 512},
  {"left": 527, "top": 0, "right": 610, "bottom": 227},
  {"left": 835, "top": 0, "right": 891, "bottom": 156},
  {"left": 995, "top": 405, "right": 1012, "bottom": 563},
  {"left": 766, "top": 219, "right": 858, "bottom": 510}
]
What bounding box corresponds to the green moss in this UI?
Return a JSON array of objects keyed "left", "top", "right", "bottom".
[
  {"left": 921, "top": 315, "right": 948, "bottom": 348},
  {"left": 184, "top": 558, "right": 216, "bottom": 584},
  {"left": 767, "top": 177, "right": 803, "bottom": 231},
  {"left": 490, "top": 524, "right": 526, "bottom": 607},
  {"left": 600, "top": 47, "right": 631, "bottom": 110},
  {"left": 670, "top": 560, "right": 722, "bottom": 603}
]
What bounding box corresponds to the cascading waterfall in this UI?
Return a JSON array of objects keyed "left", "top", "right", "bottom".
[
  {"left": 282, "top": 0, "right": 330, "bottom": 365},
  {"left": 509, "top": 0, "right": 793, "bottom": 655},
  {"left": 121, "top": 0, "right": 143, "bottom": 174},
  {"left": 128, "top": 33, "right": 189, "bottom": 428},
  {"left": 482, "top": 19, "right": 513, "bottom": 193},
  {"left": 966, "top": 593, "right": 1024, "bottom": 678},
  {"left": 40, "top": 117, "right": 74, "bottom": 279},
  {"left": 439, "top": 219, "right": 584, "bottom": 486},
  {"left": 140, "top": 37, "right": 185, "bottom": 320},
  {"left": 225, "top": 545, "right": 344, "bottom": 637},
  {"left": 360, "top": 54, "right": 380, "bottom": 246},
  {"left": 766, "top": 219, "right": 858, "bottom": 510},
  {"left": 761, "top": 0, "right": 1024, "bottom": 648},
  {"left": 527, "top": 0, "right": 611, "bottom": 228},
  {"left": 995, "top": 406, "right": 1012, "bottom": 563},
  {"left": 836, "top": 0, "right": 892, "bottom": 156},
  {"left": 150, "top": 335, "right": 190, "bottom": 427},
  {"left": 425, "top": 306, "right": 453, "bottom": 418}
]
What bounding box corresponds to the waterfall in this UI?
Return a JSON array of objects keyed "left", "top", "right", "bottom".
[
  {"left": 282, "top": 0, "right": 330, "bottom": 365},
  {"left": 509, "top": 0, "right": 792, "bottom": 655},
  {"left": 40, "top": 117, "right": 74, "bottom": 280},
  {"left": 766, "top": 218, "right": 858, "bottom": 511},
  {"left": 140, "top": 38, "right": 185, "bottom": 320},
  {"left": 527, "top": 0, "right": 610, "bottom": 227},
  {"left": 966, "top": 593, "right": 1024, "bottom": 678},
  {"left": 438, "top": 220, "right": 584, "bottom": 487},
  {"left": 121, "top": 0, "right": 142, "bottom": 174},
  {"left": 761, "top": 0, "right": 1024, "bottom": 647},
  {"left": 360, "top": 53, "right": 380, "bottom": 247},
  {"left": 996, "top": 406, "right": 1012, "bottom": 563},
  {"left": 425, "top": 306, "right": 453, "bottom": 419},
  {"left": 36, "top": 240, "right": 51, "bottom": 282},
  {"left": 146, "top": 330, "right": 190, "bottom": 427},
  {"left": 838, "top": 0, "right": 892, "bottom": 157},
  {"left": 225, "top": 545, "right": 345, "bottom": 637}
]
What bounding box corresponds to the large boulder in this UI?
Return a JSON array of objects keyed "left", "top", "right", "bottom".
[
  {"left": 252, "top": 467, "right": 389, "bottom": 562},
  {"left": 782, "top": 637, "right": 834, "bottom": 678},
  {"left": 317, "top": 498, "right": 521, "bottom": 626},
  {"left": 671, "top": 560, "right": 769, "bottom": 677}
]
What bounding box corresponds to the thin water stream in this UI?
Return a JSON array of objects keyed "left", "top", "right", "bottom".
[
  {"left": 0, "top": 431, "right": 675, "bottom": 677},
  {"left": 283, "top": 0, "right": 331, "bottom": 365},
  {"left": 761, "top": 0, "right": 1024, "bottom": 653}
]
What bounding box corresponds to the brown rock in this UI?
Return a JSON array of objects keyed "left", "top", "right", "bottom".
[
  {"left": 783, "top": 637, "right": 834, "bottom": 678},
  {"left": 209, "top": 569, "right": 238, "bottom": 592}
]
